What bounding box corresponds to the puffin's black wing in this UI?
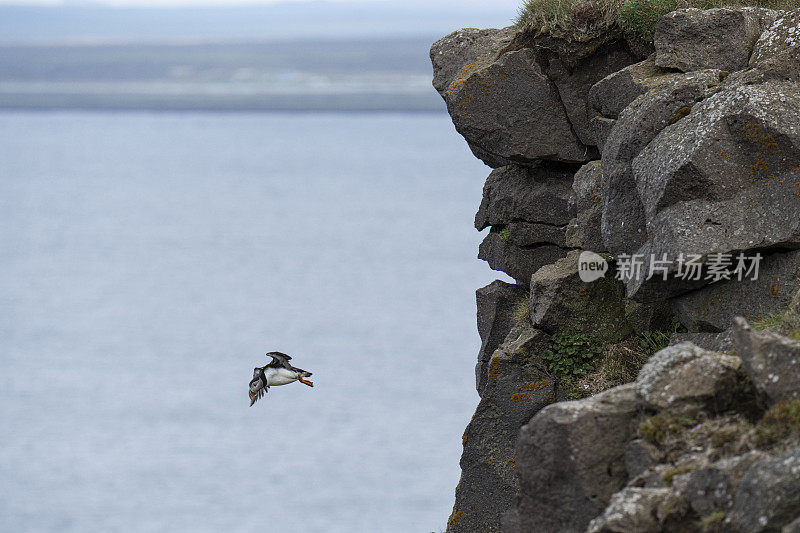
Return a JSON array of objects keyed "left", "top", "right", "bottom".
[
  {"left": 249, "top": 386, "right": 267, "bottom": 406},
  {"left": 266, "top": 351, "right": 293, "bottom": 368}
]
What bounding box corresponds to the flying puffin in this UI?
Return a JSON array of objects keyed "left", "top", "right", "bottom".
[{"left": 249, "top": 351, "right": 314, "bottom": 406}]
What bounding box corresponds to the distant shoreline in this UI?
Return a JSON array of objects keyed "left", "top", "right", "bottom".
[
  {"left": 0, "top": 37, "right": 445, "bottom": 114},
  {"left": 0, "top": 93, "right": 445, "bottom": 113}
]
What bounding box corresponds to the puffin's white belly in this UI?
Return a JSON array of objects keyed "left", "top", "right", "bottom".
[{"left": 265, "top": 367, "right": 299, "bottom": 386}]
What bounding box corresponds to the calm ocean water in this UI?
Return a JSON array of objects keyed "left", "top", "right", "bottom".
[{"left": 0, "top": 111, "right": 494, "bottom": 532}]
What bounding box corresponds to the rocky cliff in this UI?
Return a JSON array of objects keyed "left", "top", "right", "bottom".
[{"left": 431, "top": 7, "right": 800, "bottom": 532}]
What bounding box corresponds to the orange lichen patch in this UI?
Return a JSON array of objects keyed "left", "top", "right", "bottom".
[
  {"left": 450, "top": 62, "right": 478, "bottom": 90},
  {"left": 520, "top": 380, "right": 549, "bottom": 392},
  {"left": 488, "top": 356, "right": 503, "bottom": 381},
  {"left": 512, "top": 380, "right": 548, "bottom": 402},
  {"left": 752, "top": 160, "right": 770, "bottom": 174},
  {"left": 462, "top": 434, "right": 468, "bottom": 445},
  {"left": 771, "top": 282, "right": 782, "bottom": 298},
  {"left": 720, "top": 150, "right": 729, "bottom": 159},
  {"left": 511, "top": 392, "right": 532, "bottom": 402},
  {"left": 486, "top": 457, "right": 495, "bottom": 465},
  {"left": 508, "top": 458, "right": 516, "bottom": 468},
  {"left": 447, "top": 509, "right": 464, "bottom": 529}
]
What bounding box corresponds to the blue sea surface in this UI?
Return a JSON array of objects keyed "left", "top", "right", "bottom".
[{"left": 0, "top": 111, "right": 493, "bottom": 532}]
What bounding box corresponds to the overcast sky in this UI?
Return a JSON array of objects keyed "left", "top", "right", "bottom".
[
  {"left": 0, "top": 0, "right": 522, "bottom": 7},
  {"left": 0, "top": 0, "right": 521, "bottom": 42}
]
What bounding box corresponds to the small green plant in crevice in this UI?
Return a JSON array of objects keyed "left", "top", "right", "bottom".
[
  {"left": 618, "top": 0, "right": 677, "bottom": 41},
  {"left": 513, "top": 296, "right": 531, "bottom": 325},
  {"left": 755, "top": 398, "right": 800, "bottom": 447},
  {"left": 662, "top": 465, "right": 695, "bottom": 486},
  {"left": 640, "top": 411, "right": 697, "bottom": 445},
  {"left": 499, "top": 227, "right": 511, "bottom": 243},
  {"left": 701, "top": 511, "right": 726, "bottom": 532},
  {"left": 543, "top": 330, "right": 603, "bottom": 383},
  {"left": 640, "top": 316, "right": 687, "bottom": 358},
  {"left": 752, "top": 305, "right": 800, "bottom": 340}
]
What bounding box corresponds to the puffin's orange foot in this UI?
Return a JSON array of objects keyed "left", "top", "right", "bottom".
[{"left": 299, "top": 377, "right": 314, "bottom": 387}]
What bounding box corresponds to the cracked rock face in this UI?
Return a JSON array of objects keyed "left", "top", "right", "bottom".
[
  {"left": 475, "top": 164, "right": 576, "bottom": 283},
  {"left": 545, "top": 44, "right": 638, "bottom": 146},
  {"left": 654, "top": 7, "right": 778, "bottom": 72},
  {"left": 448, "top": 324, "right": 555, "bottom": 533},
  {"left": 600, "top": 69, "right": 723, "bottom": 258},
  {"left": 514, "top": 384, "right": 640, "bottom": 533},
  {"left": 622, "top": 79, "right": 800, "bottom": 302},
  {"left": 432, "top": 13, "right": 800, "bottom": 533},
  {"left": 430, "top": 26, "right": 639, "bottom": 166}
]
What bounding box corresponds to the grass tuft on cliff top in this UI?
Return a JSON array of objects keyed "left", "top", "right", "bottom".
[{"left": 516, "top": 0, "right": 800, "bottom": 39}]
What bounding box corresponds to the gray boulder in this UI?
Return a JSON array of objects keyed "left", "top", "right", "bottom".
[
  {"left": 475, "top": 280, "right": 527, "bottom": 394},
  {"left": 479, "top": 232, "right": 569, "bottom": 285},
  {"left": 624, "top": 80, "right": 800, "bottom": 302},
  {"left": 733, "top": 317, "right": 800, "bottom": 406},
  {"left": 654, "top": 8, "right": 778, "bottom": 72},
  {"left": 600, "top": 69, "right": 723, "bottom": 256},
  {"left": 449, "top": 324, "right": 555, "bottom": 533},
  {"left": 515, "top": 384, "right": 640, "bottom": 533},
  {"left": 432, "top": 41, "right": 588, "bottom": 166},
  {"left": 671, "top": 251, "right": 800, "bottom": 333},
  {"left": 529, "top": 250, "right": 629, "bottom": 342},
  {"left": 586, "top": 487, "right": 670, "bottom": 533},
  {"left": 633, "top": 80, "right": 800, "bottom": 240},
  {"left": 588, "top": 56, "right": 684, "bottom": 120},
  {"left": 475, "top": 164, "right": 576, "bottom": 230},
  {"left": 731, "top": 448, "right": 800, "bottom": 532},
  {"left": 636, "top": 342, "right": 741, "bottom": 413}
]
